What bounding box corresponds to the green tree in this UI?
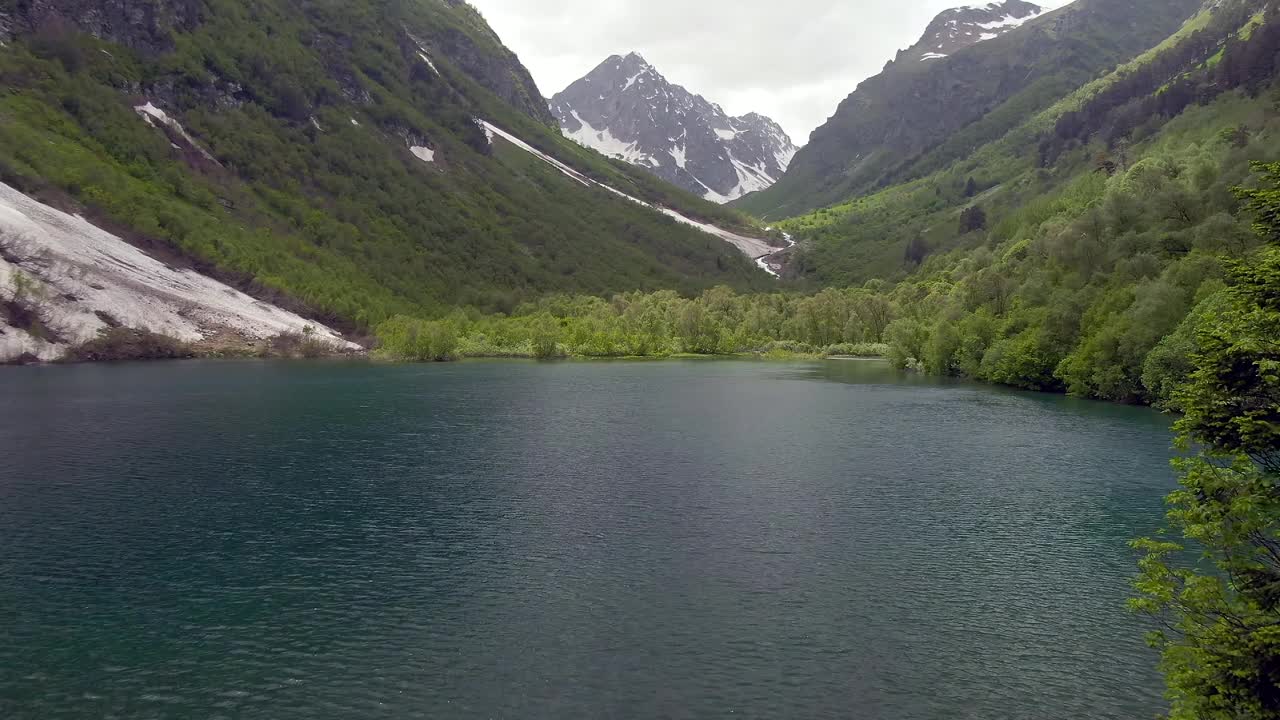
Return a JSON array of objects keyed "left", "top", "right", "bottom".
[
  {"left": 375, "top": 316, "right": 458, "bottom": 362},
  {"left": 959, "top": 205, "right": 987, "bottom": 234},
  {"left": 1239, "top": 162, "right": 1280, "bottom": 246},
  {"left": 1132, "top": 164, "right": 1280, "bottom": 719},
  {"left": 530, "top": 314, "right": 564, "bottom": 359},
  {"left": 1220, "top": 124, "right": 1252, "bottom": 149}
]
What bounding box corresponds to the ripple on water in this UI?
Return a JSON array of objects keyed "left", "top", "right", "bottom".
[{"left": 0, "top": 360, "right": 1176, "bottom": 719}]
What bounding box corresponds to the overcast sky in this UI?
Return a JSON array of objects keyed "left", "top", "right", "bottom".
[{"left": 472, "top": 0, "right": 1074, "bottom": 144}]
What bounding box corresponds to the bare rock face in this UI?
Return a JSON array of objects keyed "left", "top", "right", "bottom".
[
  {"left": 414, "top": 15, "right": 555, "bottom": 126},
  {"left": 10, "top": 0, "right": 203, "bottom": 54},
  {"left": 551, "top": 53, "right": 797, "bottom": 203},
  {"left": 446, "top": 0, "right": 556, "bottom": 126},
  {"left": 901, "top": 0, "right": 1045, "bottom": 63},
  {"left": 8, "top": 0, "right": 554, "bottom": 127}
]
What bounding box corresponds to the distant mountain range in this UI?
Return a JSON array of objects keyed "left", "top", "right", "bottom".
[{"left": 551, "top": 53, "right": 798, "bottom": 203}]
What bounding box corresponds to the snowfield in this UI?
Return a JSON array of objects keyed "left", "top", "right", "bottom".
[
  {"left": 563, "top": 110, "right": 655, "bottom": 166},
  {"left": 134, "top": 102, "right": 219, "bottom": 164},
  {"left": 410, "top": 146, "right": 436, "bottom": 163},
  {"left": 479, "top": 120, "right": 778, "bottom": 263},
  {"left": 416, "top": 51, "right": 440, "bottom": 75},
  {"left": 755, "top": 232, "right": 796, "bottom": 278},
  {"left": 0, "top": 182, "right": 356, "bottom": 362}
]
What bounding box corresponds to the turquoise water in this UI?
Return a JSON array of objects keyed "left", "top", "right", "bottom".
[{"left": 0, "top": 359, "right": 1177, "bottom": 718}]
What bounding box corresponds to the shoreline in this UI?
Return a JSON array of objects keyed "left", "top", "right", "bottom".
[{"left": 3, "top": 348, "right": 890, "bottom": 368}]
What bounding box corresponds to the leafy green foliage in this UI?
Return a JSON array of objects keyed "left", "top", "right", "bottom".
[
  {"left": 1178, "top": 248, "right": 1280, "bottom": 471},
  {"left": 1239, "top": 161, "right": 1280, "bottom": 243},
  {"left": 775, "top": 1, "right": 1272, "bottom": 288},
  {"left": 376, "top": 316, "right": 460, "bottom": 362},
  {"left": 1131, "top": 458, "right": 1280, "bottom": 720},
  {"left": 863, "top": 118, "right": 1271, "bottom": 404},
  {"left": 1132, "top": 162, "right": 1280, "bottom": 718},
  {"left": 375, "top": 287, "right": 895, "bottom": 361}
]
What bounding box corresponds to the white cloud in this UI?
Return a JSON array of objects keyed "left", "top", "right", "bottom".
[{"left": 471, "top": 0, "right": 1076, "bottom": 144}]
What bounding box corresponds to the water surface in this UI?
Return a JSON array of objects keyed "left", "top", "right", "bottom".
[{"left": 0, "top": 359, "right": 1177, "bottom": 719}]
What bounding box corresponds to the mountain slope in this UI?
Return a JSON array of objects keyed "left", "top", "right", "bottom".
[
  {"left": 0, "top": 0, "right": 772, "bottom": 341},
  {"left": 551, "top": 53, "right": 798, "bottom": 203},
  {"left": 763, "top": 0, "right": 1280, "bottom": 405},
  {"left": 0, "top": 179, "right": 357, "bottom": 361},
  {"left": 736, "top": 0, "right": 1205, "bottom": 218},
  {"left": 780, "top": 0, "right": 1270, "bottom": 284},
  {"left": 868, "top": 2, "right": 1280, "bottom": 404}
]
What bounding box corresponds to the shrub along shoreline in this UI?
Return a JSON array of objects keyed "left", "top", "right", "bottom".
[{"left": 373, "top": 288, "right": 895, "bottom": 363}]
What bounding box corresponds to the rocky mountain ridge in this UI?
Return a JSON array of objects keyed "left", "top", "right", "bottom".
[
  {"left": 901, "top": 0, "right": 1045, "bottom": 63},
  {"left": 551, "top": 53, "right": 797, "bottom": 203},
  {"left": 2, "top": 0, "right": 556, "bottom": 125}
]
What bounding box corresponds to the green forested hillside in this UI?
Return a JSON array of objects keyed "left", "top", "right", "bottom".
[
  {"left": 773, "top": 0, "right": 1280, "bottom": 406},
  {"left": 0, "top": 0, "right": 769, "bottom": 331},
  {"left": 734, "top": 0, "right": 1204, "bottom": 218}
]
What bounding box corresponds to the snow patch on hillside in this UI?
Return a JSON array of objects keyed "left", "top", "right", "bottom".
[
  {"left": 134, "top": 102, "right": 219, "bottom": 164},
  {"left": 410, "top": 146, "right": 436, "bottom": 163},
  {"left": 756, "top": 232, "right": 796, "bottom": 278},
  {"left": 0, "top": 182, "right": 355, "bottom": 361},
  {"left": 480, "top": 121, "right": 778, "bottom": 263},
  {"left": 564, "top": 110, "right": 654, "bottom": 165},
  {"left": 972, "top": 6, "right": 1045, "bottom": 42},
  {"left": 670, "top": 143, "right": 688, "bottom": 169},
  {"left": 728, "top": 157, "right": 777, "bottom": 198},
  {"left": 416, "top": 51, "right": 440, "bottom": 75},
  {"left": 481, "top": 121, "right": 591, "bottom": 186},
  {"left": 699, "top": 184, "right": 734, "bottom": 205},
  {"left": 775, "top": 144, "right": 799, "bottom": 171},
  {"left": 976, "top": 11, "right": 1041, "bottom": 31}
]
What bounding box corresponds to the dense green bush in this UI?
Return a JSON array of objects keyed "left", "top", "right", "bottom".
[
  {"left": 865, "top": 110, "right": 1278, "bottom": 404},
  {"left": 1131, "top": 169, "right": 1280, "bottom": 719},
  {"left": 373, "top": 287, "right": 905, "bottom": 362},
  {"left": 376, "top": 316, "right": 459, "bottom": 362}
]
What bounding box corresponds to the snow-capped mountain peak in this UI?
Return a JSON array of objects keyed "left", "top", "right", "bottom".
[
  {"left": 551, "top": 54, "right": 798, "bottom": 204},
  {"left": 901, "top": 0, "right": 1045, "bottom": 63}
]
